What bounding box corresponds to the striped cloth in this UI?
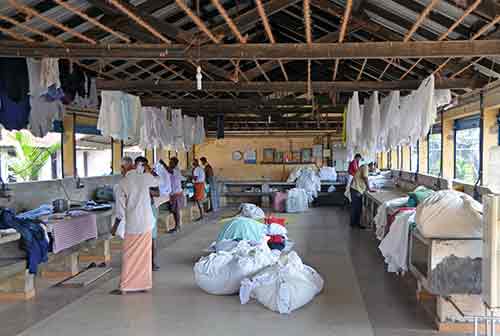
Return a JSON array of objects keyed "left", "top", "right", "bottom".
[{"left": 48, "top": 214, "right": 98, "bottom": 253}]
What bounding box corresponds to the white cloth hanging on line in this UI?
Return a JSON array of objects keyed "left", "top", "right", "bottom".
[
  {"left": 384, "top": 91, "right": 401, "bottom": 151},
  {"left": 140, "top": 106, "right": 172, "bottom": 149},
  {"left": 346, "top": 92, "right": 362, "bottom": 158},
  {"left": 40, "top": 58, "right": 61, "bottom": 93},
  {"left": 416, "top": 75, "right": 436, "bottom": 141},
  {"left": 194, "top": 116, "right": 205, "bottom": 145},
  {"left": 26, "top": 58, "right": 65, "bottom": 138},
  {"left": 170, "top": 108, "right": 185, "bottom": 151},
  {"left": 183, "top": 115, "right": 196, "bottom": 150},
  {"left": 435, "top": 89, "right": 451, "bottom": 108},
  {"left": 363, "top": 91, "right": 380, "bottom": 156},
  {"left": 97, "top": 91, "right": 142, "bottom": 141}
]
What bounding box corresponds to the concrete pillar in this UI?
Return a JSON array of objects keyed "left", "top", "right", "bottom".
[
  {"left": 39, "top": 252, "right": 79, "bottom": 279},
  {"left": 145, "top": 148, "right": 154, "bottom": 164},
  {"left": 62, "top": 114, "right": 75, "bottom": 178},
  {"left": 442, "top": 118, "right": 454, "bottom": 179},
  {"left": 0, "top": 269, "right": 35, "bottom": 301},
  {"left": 79, "top": 240, "right": 111, "bottom": 263},
  {"left": 483, "top": 108, "right": 499, "bottom": 185},
  {"left": 111, "top": 139, "right": 123, "bottom": 175},
  {"left": 402, "top": 146, "right": 411, "bottom": 171}
]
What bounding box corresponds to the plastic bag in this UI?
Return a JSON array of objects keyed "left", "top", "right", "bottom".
[
  {"left": 216, "top": 216, "right": 266, "bottom": 242},
  {"left": 319, "top": 167, "right": 337, "bottom": 181},
  {"left": 286, "top": 188, "right": 309, "bottom": 213},
  {"left": 296, "top": 168, "right": 321, "bottom": 202},
  {"left": 240, "top": 203, "right": 265, "bottom": 220},
  {"left": 194, "top": 241, "right": 278, "bottom": 295},
  {"left": 240, "top": 251, "right": 324, "bottom": 314}
]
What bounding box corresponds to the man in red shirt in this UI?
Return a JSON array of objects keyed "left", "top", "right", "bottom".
[{"left": 348, "top": 153, "right": 362, "bottom": 176}]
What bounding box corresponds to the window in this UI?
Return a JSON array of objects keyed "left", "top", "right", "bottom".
[
  {"left": 410, "top": 143, "right": 419, "bottom": 172},
  {"left": 427, "top": 131, "right": 442, "bottom": 176},
  {"left": 76, "top": 134, "right": 112, "bottom": 177},
  {"left": 0, "top": 130, "right": 62, "bottom": 183},
  {"left": 454, "top": 117, "right": 480, "bottom": 184}
]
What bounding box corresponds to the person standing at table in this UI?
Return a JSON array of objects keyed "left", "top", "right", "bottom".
[
  {"left": 192, "top": 159, "right": 206, "bottom": 221},
  {"left": 167, "top": 157, "right": 183, "bottom": 233},
  {"left": 111, "top": 156, "right": 159, "bottom": 294},
  {"left": 350, "top": 160, "right": 375, "bottom": 230},
  {"left": 200, "top": 157, "right": 219, "bottom": 211}
]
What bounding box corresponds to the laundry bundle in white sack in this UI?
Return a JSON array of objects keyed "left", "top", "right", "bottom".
[
  {"left": 239, "top": 203, "right": 265, "bottom": 220},
  {"left": 416, "top": 190, "right": 483, "bottom": 238},
  {"left": 194, "top": 241, "right": 278, "bottom": 295},
  {"left": 286, "top": 188, "right": 309, "bottom": 213},
  {"left": 240, "top": 251, "right": 324, "bottom": 314}
]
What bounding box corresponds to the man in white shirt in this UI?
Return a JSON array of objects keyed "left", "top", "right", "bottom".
[
  {"left": 167, "top": 157, "right": 184, "bottom": 233},
  {"left": 111, "top": 157, "right": 159, "bottom": 294},
  {"left": 192, "top": 158, "right": 206, "bottom": 221}
]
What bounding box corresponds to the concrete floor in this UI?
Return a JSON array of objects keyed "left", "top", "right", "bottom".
[{"left": 1, "top": 207, "right": 456, "bottom": 336}]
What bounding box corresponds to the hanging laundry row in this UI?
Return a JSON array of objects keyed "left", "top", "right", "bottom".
[
  {"left": 98, "top": 90, "right": 142, "bottom": 141},
  {"left": 139, "top": 106, "right": 205, "bottom": 151},
  {"left": 345, "top": 75, "right": 451, "bottom": 159},
  {"left": 0, "top": 58, "right": 98, "bottom": 138}
]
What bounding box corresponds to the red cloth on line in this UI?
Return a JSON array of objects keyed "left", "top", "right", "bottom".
[{"left": 348, "top": 160, "right": 359, "bottom": 176}]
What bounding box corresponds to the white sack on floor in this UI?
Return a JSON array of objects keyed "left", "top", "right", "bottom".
[
  {"left": 286, "top": 188, "right": 309, "bottom": 213},
  {"left": 240, "top": 251, "right": 324, "bottom": 314},
  {"left": 240, "top": 203, "right": 265, "bottom": 220},
  {"left": 296, "top": 168, "right": 321, "bottom": 202},
  {"left": 379, "top": 210, "right": 415, "bottom": 274},
  {"left": 374, "top": 197, "right": 410, "bottom": 240},
  {"left": 319, "top": 167, "right": 337, "bottom": 181},
  {"left": 416, "top": 190, "right": 483, "bottom": 238},
  {"left": 194, "top": 241, "right": 278, "bottom": 295}
]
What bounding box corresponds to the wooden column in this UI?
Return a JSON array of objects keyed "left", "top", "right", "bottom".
[
  {"left": 111, "top": 139, "right": 123, "bottom": 175},
  {"left": 419, "top": 137, "right": 428, "bottom": 174},
  {"left": 158, "top": 147, "right": 169, "bottom": 162},
  {"left": 62, "top": 114, "right": 75, "bottom": 177},
  {"left": 442, "top": 118, "right": 455, "bottom": 178}
]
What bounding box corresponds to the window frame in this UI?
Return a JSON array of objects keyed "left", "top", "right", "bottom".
[{"left": 453, "top": 116, "right": 481, "bottom": 183}]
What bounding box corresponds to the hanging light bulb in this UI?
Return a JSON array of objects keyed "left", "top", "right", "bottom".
[{"left": 196, "top": 66, "right": 202, "bottom": 90}]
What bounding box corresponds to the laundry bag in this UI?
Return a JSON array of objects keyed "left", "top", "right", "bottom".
[
  {"left": 286, "top": 188, "right": 309, "bottom": 213},
  {"left": 416, "top": 190, "right": 483, "bottom": 238},
  {"left": 240, "top": 251, "right": 324, "bottom": 314},
  {"left": 240, "top": 203, "right": 266, "bottom": 220},
  {"left": 272, "top": 192, "right": 287, "bottom": 213},
  {"left": 194, "top": 241, "right": 278, "bottom": 295},
  {"left": 216, "top": 216, "right": 266, "bottom": 242}
]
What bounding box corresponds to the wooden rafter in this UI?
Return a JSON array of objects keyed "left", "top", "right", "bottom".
[
  {"left": 106, "top": 0, "right": 171, "bottom": 43},
  {"left": 357, "top": 58, "right": 368, "bottom": 80},
  {"left": 304, "top": 0, "right": 312, "bottom": 45},
  {"left": 8, "top": 0, "right": 95, "bottom": 44},
  {"left": 0, "top": 25, "right": 34, "bottom": 43},
  {"left": 52, "top": 0, "right": 131, "bottom": 43},
  {"left": 332, "top": 0, "right": 352, "bottom": 81},
  {"left": 378, "top": 0, "right": 440, "bottom": 80},
  {"left": 400, "top": 0, "right": 481, "bottom": 79},
  {"left": 255, "top": 0, "right": 289, "bottom": 81},
  {"left": 433, "top": 14, "right": 500, "bottom": 76}
]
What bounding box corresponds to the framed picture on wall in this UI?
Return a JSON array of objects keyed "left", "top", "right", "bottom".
[
  {"left": 274, "top": 151, "right": 284, "bottom": 163},
  {"left": 244, "top": 149, "right": 257, "bottom": 164},
  {"left": 301, "top": 148, "right": 312, "bottom": 163},
  {"left": 263, "top": 148, "right": 275, "bottom": 163},
  {"left": 291, "top": 150, "right": 301, "bottom": 163},
  {"left": 313, "top": 144, "right": 323, "bottom": 159}
]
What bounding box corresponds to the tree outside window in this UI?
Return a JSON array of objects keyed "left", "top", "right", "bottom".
[{"left": 455, "top": 127, "right": 480, "bottom": 184}]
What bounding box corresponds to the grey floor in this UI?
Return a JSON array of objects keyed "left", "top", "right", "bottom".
[{"left": 1, "top": 207, "right": 453, "bottom": 336}]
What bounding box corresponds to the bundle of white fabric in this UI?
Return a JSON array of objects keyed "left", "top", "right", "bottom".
[
  {"left": 319, "top": 167, "right": 337, "bottom": 181},
  {"left": 416, "top": 190, "right": 483, "bottom": 238},
  {"left": 374, "top": 197, "right": 410, "bottom": 240},
  {"left": 240, "top": 251, "right": 324, "bottom": 314},
  {"left": 194, "top": 241, "right": 278, "bottom": 295},
  {"left": 286, "top": 188, "right": 309, "bottom": 213},
  {"left": 295, "top": 168, "right": 321, "bottom": 202}
]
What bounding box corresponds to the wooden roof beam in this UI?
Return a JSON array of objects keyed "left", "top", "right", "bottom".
[
  {"left": 3, "top": 40, "right": 500, "bottom": 59},
  {"left": 333, "top": 0, "right": 352, "bottom": 81},
  {"left": 255, "top": 0, "right": 288, "bottom": 81},
  {"left": 97, "top": 78, "right": 486, "bottom": 92}
]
